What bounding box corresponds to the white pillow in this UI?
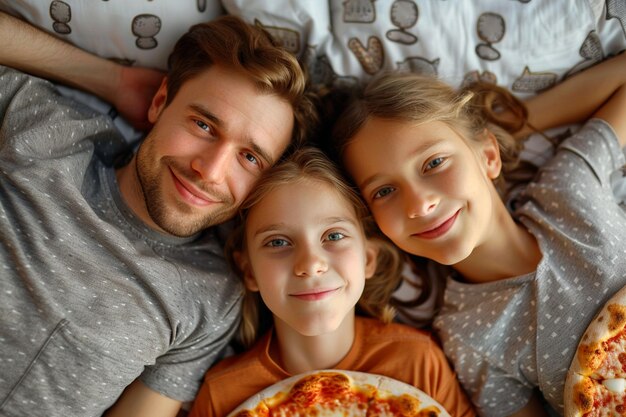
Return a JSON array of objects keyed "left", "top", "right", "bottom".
[
  {"left": 223, "top": 0, "right": 625, "bottom": 94},
  {"left": 0, "top": 0, "right": 225, "bottom": 70}
]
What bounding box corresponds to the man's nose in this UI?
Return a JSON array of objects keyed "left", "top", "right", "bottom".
[{"left": 191, "top": 143, "right": 230, "bottom": 184}]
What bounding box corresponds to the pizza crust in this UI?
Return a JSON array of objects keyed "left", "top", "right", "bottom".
[
  {"left": 564, "top": 285, "right": 626, "bottom": 417},
  {"left": 564, "top": 371, "right": 594, "bottom": 417},
  {"left": 576, "top": 302, "right": 626, "bottom": 374}
]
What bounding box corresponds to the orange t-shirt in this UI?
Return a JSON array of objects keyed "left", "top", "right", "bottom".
[{"left": 189, "top": 317, "right": 475, "bottom": 417}]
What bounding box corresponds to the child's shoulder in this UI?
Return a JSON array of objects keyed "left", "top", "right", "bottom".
[
  {"left": 202, "top": 348, "right": 259, "bottom": 382},
  {"left": 203, "top": 332, "right": 273, "bottom": 382}
]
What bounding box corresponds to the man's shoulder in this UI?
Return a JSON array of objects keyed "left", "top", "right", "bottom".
[
  {"left": 0, "top": 65, "right": 36, "bottom": 80},
  {"left": 0, "top": 65, "right": 59, "bottom": 100},
  {"left": 0, "top": 64, "right": 105, "bottom": 122},
  {"left": 0, "top": 65, "right": 122, "bottom": 164}
]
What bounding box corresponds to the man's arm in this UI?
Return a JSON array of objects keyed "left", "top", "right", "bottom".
[
  {"left": 0, "top": 11, "right": 164, "bottom": 130},
  {"left": 104, "top": 379, "right": 183, "bottom": 417}
]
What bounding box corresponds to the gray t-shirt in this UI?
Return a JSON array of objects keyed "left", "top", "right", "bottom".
[
  {"left": 0, "top": 67, "right": 242, "bottom": 417},
  {"left": 433, "top": 119, "right": 626, "bottom": 417}
]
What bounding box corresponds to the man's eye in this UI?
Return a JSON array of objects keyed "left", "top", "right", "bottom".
[
  {"left": 243, "top": 152, "right": 259, "bottom": 165},
  {"left": 327, "top": 232, "right": 345, "bottom": 241},
  {"left": 373, "top": 187, "right": 394, "bottom": 199},
  {"left": 426, "top": 157, "right": 444, "bottom": 171},
  {"left": 195, "top": 120, "right": 211, "bottom": 133},
  {"left": 266, "top": 239, "right": 289, "bottom": 247}
]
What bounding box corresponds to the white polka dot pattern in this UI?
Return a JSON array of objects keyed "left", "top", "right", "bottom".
[
  {"left": 0, "top": 67, "right": 242, "bottom": 416},
  {"left": 434, "top": 119, "right": 626, "bottom": 416}
]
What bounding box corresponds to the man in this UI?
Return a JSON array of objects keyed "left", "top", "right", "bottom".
[{"left": 0, "top": 12, "right": 317, "bottom": 417}]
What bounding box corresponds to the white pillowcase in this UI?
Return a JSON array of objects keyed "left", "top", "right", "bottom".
[
  {"left": 0, "top": 0, "right": 225, "bottom": 70},
  {"left": 222, "top": 0, "right": 625, "bottom": 94}
]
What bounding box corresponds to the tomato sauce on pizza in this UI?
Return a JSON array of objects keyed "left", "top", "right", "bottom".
[{"left": 228, "top": 371, "right": 449, "bottom": 417}]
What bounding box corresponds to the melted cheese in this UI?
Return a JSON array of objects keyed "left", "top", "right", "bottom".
[{"left": 602, "top": 378, "right": 626, "bottom": 393}]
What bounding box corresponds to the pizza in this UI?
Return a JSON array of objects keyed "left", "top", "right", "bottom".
[
  {"left": 227, "top": 370, "right": 451, "bottom": 417},
  {"left": 565, "top": 285, "right": 626, "bottom": 417}
]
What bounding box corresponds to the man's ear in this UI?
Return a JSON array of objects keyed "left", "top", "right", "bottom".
[
  {"left": 480, "top": 130, "right": 503, "bottom": 180},
  {"left": 364, "top": 240, "right": 379, "bottom": 280},
  {"left": 147, "top": 77, "right": 169, "bottom": 124},
  {"left": 234, "top": 250, "right": 259, "bottom": 292}
]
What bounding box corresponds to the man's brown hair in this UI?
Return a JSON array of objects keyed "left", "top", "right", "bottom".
[{"left": 167, "top": 15, "right": 317, "bottom": 148}]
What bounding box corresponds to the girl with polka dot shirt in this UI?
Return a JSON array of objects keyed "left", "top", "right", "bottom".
[{"left": 331, "top": 53, "right": 626, "bottom": 416}]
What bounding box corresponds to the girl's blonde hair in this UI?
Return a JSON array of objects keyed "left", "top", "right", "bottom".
[
  {"left": 330, "top": 72, "right": 531, "bottom": 197},
  {"left": 225, "top": 147, "right": 405, "bottom": 348}
]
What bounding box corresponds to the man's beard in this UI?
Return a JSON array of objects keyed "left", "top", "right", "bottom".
[{"left": 135, "top": 136, "right": 236, "bottom": 237}]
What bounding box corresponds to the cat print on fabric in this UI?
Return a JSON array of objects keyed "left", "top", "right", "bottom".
[
  {"left": 512, "top": 66, "right": 557, "bottom": 92},
  {"left": 303, "top": 49, "right": 360, "bottom": 88},
  {"left": 565, "top": 31, "right": 604, "bottom": 78},
  {"left": 396, "top": 56, "right": 439, "bottom": 76},
  {"left": 461, "top": 70, "right": 497, "bottom": 88},
  {"left": 607, "top": 0, "right": 626, "bottom": 37}
]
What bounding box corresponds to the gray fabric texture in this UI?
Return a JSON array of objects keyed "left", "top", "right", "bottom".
[
  {"left": 0, "top": 67, "right": 242, "bottom": 417},
  {"left": 433, "top": 119, "right": 626, "bottom": 417}
]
